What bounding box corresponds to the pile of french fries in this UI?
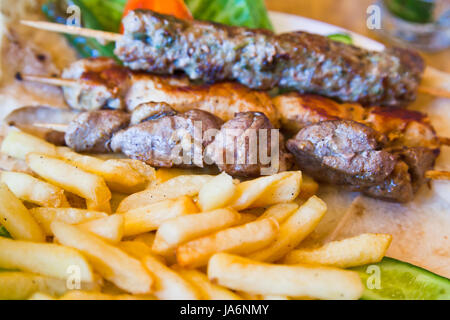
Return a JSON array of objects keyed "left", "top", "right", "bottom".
[{"left": 0, "top": 130, "right": 393, "bottom": 300}]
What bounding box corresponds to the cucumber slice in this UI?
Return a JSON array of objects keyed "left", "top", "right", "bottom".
[{"left": 352, "top": 257, "right": 450, "bottom": 300}]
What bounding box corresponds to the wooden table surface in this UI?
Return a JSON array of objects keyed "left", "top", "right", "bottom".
[{"left": 265, "top": 0, "right": 450, "bottom": 73}]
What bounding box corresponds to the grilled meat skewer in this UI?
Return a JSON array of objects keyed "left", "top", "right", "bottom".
[
  {"left": 64, "top": 108, "right": 292, "bottom": 177},
  {"left": 22, "top": 12, "right": 450, "bottom": 104},
  {"left": 114, "top": 10, "right": 424, "bottom": 107},
  {"left": 20, "top": 59, "right": 446, "bottom": 202},
  {"left": 62, "top": 103, "right": 440, "bottom": 202},
  {"left": 287, "top": 120, "right": 437, "bottom": 202},
  {"left": 275, "top": 93, "right": 441, "bottom": 202},
  {"left": 58, "top": 58, "right": 279, "bottom": 125}
]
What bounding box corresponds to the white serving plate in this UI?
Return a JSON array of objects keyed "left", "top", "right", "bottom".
[
  {"left": 268, "top": 11, "right": 450, "bottom": 278},
  {"left": 269, "top": 11, "right": 385, "bottom": 51}
]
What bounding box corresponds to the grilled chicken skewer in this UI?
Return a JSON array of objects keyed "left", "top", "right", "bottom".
[
  {"left": 23, "top": 58, "right": 279, "bottom": 125},
  {"left": 21, "top": 10, "right": 450, "bottom": 106}
]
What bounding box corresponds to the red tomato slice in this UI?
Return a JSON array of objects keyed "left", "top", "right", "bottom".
[{"left": 121, "top": 0, "right": 193, "bottom": 32}]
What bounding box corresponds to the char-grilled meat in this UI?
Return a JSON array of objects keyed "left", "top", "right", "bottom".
[
  {"left": 286, "top": 120, "right": 396, "bottom": 186},
  {"left": 65, "top": 110, "right": 130, "bottom": 153},
  {"left": 287, "top": 120, "right": 438, "bottom": 202},
  {"left": 62, "top": 58, "right": 131, "bottom": 111},
  {"left": 356, "top": 161, "right": 414, "bottom": 203},
  {"left": 60, "top": 58, "right": 278, "bottom": 124},
  {"left": 116, "top": 10, "right": 424, "bottom": 107},
  {"left": 360, "top": 147, "right": 437, "bottom": 202},
  {"left": 130, "top": 102, "right": 177, "bottom": 125},
  {"left": 111, "top": 109, "right": 223, "bottom": 168},
  {"left": 206, "top": 112, "right": 292, "bottom": 177}
]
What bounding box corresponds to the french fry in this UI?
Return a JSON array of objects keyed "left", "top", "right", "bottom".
[
  {"left": 0, "top": 183, "right": 45, "bottom": 242},
  {"left": 198, "top": 172, "right": 236, "bottom": 211},
  {"left": 79, "top": 214, "right": 124, "bottom": 243},
  {"left": 176, "top": 218, "right": 279, "bottom": 268},
  {"left": 118, "top": 159, "right": 157, "bottom": 185},
  {"left": 299, "top": 174, "right": 319, "bottom": 200},
  {"left": 207, "top": 253, "right": 364, "bottom": 300},
  {"left": 258, "top": 203, "right": 299, "bottom": 224},
  {"left": 60, "top": 290, "right": 155, "bottom": 300},
  {"left": 28, "top": 292, "right": 56, "bottom": 300},
  {"left": 248, "top": 196, "right": 327, "bottom": 262},
  {"left": 29, "top": 207, "right": 108, "bottom": 236},
  {"left": 175, "top": 268, "right": 242, "bottom": 300},
  {"left": 155, "top": 168, "right": 219, "bottom": 184},
  {"left": 156, "top": 168, "right": 191, "bottom": 183},
  {"left": 51, "top": 221, "right": 153, "bottom": 294},
  {"left": 86, "top": 198, "right": 112, "bottom": 214},
  {"left": 110, "top": 192, "right": 128, "bottom": 212},
  {"left": 26, "top": 153, "right": 111, "bottom": 205},
  {"left": 250, "top": 171, "right": 302, "bottom": 208},
  {"left": 117, "top": 175, "right": 213, "bottom": 212},
  {"left": 261, "top": 295, "right": 290, "bottom": 300},
  {"left": 1, "top": 171, "right": 69, "bottom": 208},
  {"left": 133, "top": 232, "right": 156, "bottom": 247},
  {"left": 0, "top": 272, "right": 65, "bottom": 300},
  {"left": 65, "top": 192, "right": 87, "bottom": 209},
  {"left": 57, "top": 147, "right": 149, "bottom": 193},
  {"left": 123, "top": 196, "right": 199, "bottom": 237},
  {"left": 228, "top": 172, "right": 292, "bottom": 211},
  {"left": 282, "top": 233, "right": 392, "bottom": 268},
  {"left": 0, "top": 237, "right": 94, "bottom": 282},
  {"left": 0, "top": 130, "right": 57, "bottom": 160},
  {"left": 236, "top": 213, "right": 259, "bottom": 225},
  {"left": 236, "top": 291, "right": 262, "bottom": 300},
  {"left": 142, "top": 255, "right": 202, "bottom": 300},
  {"left": 153, "top": 208, "right": 241, "bottom": 254},
  {"left": 118, "top": 241, "right": 156, "bottom": 260},
  {"left": 119, "top": 241, "right": 202, "bottom": 300}
]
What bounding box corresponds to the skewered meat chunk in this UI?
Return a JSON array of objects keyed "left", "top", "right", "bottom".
[
  {"left": 65, "top": 110, "right": 130, "bottom": 153},
  {"left": 274, "top": 93, "right": 440, "bottom": 150},
  {"left": 62, "top": 58, "right": 131, "bottom": 111},
  {"left": 358, "top": 147, "right": 437, "bottom": 202},
  {"left": 115, "top": 10, "right": 424, "bottom": 107},
  {"left": 206, "top": 112, "right": 293, "bottom": 177},
  {"left": 286, "top": 120, "right": 396, "bottom": 186},
  {"left": 111, "top": 109, "right": 223, "bottom": 168},
  {"left": 130, "top": 102, "right": 177, "bottom": 125},
  {"left": 286, "top": 120, "right": 438, "bottom": 202}
]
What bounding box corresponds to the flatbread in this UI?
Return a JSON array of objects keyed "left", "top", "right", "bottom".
[{"left": 1, "top": 0, "right": 449, "bottom": 279}]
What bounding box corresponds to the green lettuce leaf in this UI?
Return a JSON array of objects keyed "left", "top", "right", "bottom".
[
  {"left": 186, "top": 0, "right": 273, "bottom": 30},
  {"left": 77, "top": 0, "right": 127, "bottom": 32},
  {"left": 43, "top": 0, "right": 118, "bottom": 59},
  {"left": 43, "top": 0, "right": 273, "bottom": 58}
]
